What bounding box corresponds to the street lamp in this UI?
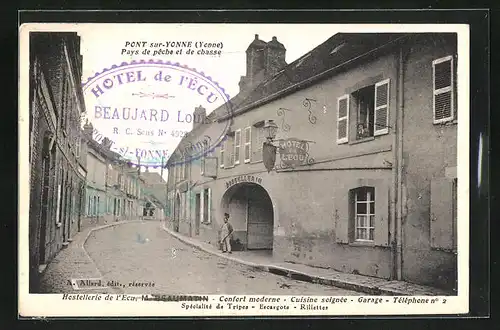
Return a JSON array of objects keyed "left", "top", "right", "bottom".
[
  {"left": 263, "top": 119, "right": 279, "bottom": 142},
  {"left": 262, "top": 120, "right": 279, "bottom": 172}
]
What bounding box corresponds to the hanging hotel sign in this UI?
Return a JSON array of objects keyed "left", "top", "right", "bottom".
[
  {"left": 277, "top": 138, "right": 315, "bottom": 169},
  {"left": 225, "top": 175, "right": 263, "bottom": 189},
  {"left": 262, "top": 141, "right": 277, "bottom": 173}
]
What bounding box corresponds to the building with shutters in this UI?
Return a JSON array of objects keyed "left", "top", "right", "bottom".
[
  {"left": 81, "top": 123, "right": 147, "bottom": 227},
  {"left": 165, "top": 33, "right": 458, "bottom": 290},
  {"left": 28, "top": 32, "right": 88, "bottom": 292}
]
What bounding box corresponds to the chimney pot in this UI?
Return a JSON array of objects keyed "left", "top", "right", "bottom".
[
  {"left": 255, "top": 34, "right": 259, "bottom": 40},
  {"left": 272, "top": 36, "right": 277, "bottom": 41}
]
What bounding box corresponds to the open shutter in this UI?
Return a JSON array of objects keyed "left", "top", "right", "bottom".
[
  {"left": 430, "top": 178, "right": 454, "bottom": 250},
  {"left": 433, "top": 56, "right": 454, "bottom": 123},
  {"left": 334, "top": 190, "right": 349, "bottom": 243},
  {"left": 219, "top": 140, "right": 225, "bottom": 168},
  {"left": 253, "top": 126, "right": 265, "bottom": 162},
  {"left": 336, "top": 95, "right": 349, "bottom": 144},
  {"left": 374, "top": 79, "right": 390, "bottom": 136},
  {"left": 244, "top": 127, "right": 251, "bottom": 163},
  {"left": 227, "top": 137, "right": 234, "bottom": 166},
  {"left": 374, "top": 179, "right": 390, "bottom": 247},
  {"left": 234, "top": 129, "right": 241, "bottom": 165}
]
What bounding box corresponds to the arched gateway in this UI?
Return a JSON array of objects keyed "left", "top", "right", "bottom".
[{"left": 220, "top": 182, "right": 274, "bottom": 250}]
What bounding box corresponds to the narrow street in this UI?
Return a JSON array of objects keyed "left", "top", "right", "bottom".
[{"left": 83, "top": 221, "right": 361, "bottom": 295}]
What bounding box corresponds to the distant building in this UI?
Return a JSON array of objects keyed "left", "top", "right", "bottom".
[
  {"left": 29, "top": 32, "right": 87, "bottom": 292},
  {"left": 81, "top": 122, "right": 146, "bottom": 226},
  {"left": 166, "top": 33, "right": 458, "bottom": 291},
  {"left": 140, "top": 170, "right": 167, "bottom": 218}
]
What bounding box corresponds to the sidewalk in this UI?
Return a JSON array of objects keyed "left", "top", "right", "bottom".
[
  {"left": 38, "top": 220, "right": 142, "bottom": 293},
  {"left": 161, "top": 223, "right": 453, "bottom": 296}
]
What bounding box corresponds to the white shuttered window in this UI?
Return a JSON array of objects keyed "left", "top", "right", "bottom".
[
  {"left": 374, "top": 79, "right": 390, "bottom": 136},
  {"left": 244, "top": 127, "right": 251, "bottom": 163},
  {"left": 432, "top": 55, "right": 454, "bottom": 123},
  {"left": 219, "top": 140, "right": 225, "bottom": 168},
  {"left": 337, "top": 95, "right": 349, "bottom": 144},
  {"left": 234, "top": 129, "right": 241, "bottom": 165}
]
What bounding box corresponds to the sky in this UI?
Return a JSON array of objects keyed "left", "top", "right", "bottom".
[{"left": 71, "top": 23, "right": 339, "bottom": 180}]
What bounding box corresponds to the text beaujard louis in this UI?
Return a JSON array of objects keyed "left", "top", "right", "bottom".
[{"left": 94, "top": 106, "right": 209, "bottom": 124}]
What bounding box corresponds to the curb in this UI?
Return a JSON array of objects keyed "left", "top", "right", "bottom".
[
  {"left": 82, "top": 219, "right": 145, "bottom": 249},
  {"left": 161, "top": 223, "right": 445, "bottom": 296}
]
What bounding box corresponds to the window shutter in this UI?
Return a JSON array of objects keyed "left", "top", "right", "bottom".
[
  {"left": 374, "top": 79, "right": 390, "bottom": 136},
  {"left": 433, "top": 56, "right": 454, "bottom": 123},
  {"left": 219, "top": 141, "right": 225, "bottom": 168},
  {"left": 253, "top": 127, "right": 265, "bottom": 162},
  {"left": 336, "top": 95, "right": 349, "bottom": 144},
  {"left": 430, "top": 177, "right": 454, "bottom": 250},
  {"left": 373, "top": 179, "right": 390, "bottom": 247},
  {"left": 227, "top": 138, "right": 234, "bottom": 166},
  {"left": 244, "top": 127, "right": 251, "bottom": 163},
  {"left": 334, "top": 191, "right": 349, "bottom": 243},
  {"left": 234, "top": 130, "right": 241, "bottom": 164}
]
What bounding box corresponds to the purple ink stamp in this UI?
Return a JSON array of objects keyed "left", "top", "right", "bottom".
[{"left": 82, "top": 60, "right": 232, "bottom": 168}]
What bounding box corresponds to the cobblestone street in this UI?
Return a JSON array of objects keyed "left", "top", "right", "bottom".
[{"left": 71, "top": 221, "right": 360, "bottom": 295}]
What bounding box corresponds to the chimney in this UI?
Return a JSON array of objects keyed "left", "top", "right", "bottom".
[
  {"left": 240, "top": 34, "right": 267, "bottom": 92},
  {"left": 83, "top": 119, "right": 93, "bottom": 138},
  {"left": 101, "top": 137, "right": 113, "bottom": 150},
  {"left": 193, "top": 105, "right": 207, "bottom": 130},
  {"left": 264, "top": 36, "right": 286, "bottom": 79}
]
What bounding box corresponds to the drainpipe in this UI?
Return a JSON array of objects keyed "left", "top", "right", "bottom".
[{"left": 393, "top": 44, "right": 406, "bottom": 281}]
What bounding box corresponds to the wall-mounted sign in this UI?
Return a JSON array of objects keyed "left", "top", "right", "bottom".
[
  {"left": 225, "top": 175, "right": 263, "bottom": 190},
  {"left": 203, "top": 157, "right": 218, "bottom": 178},
  {"left": 178, "top": 181, "right": 189, "bottom": 193},
  {"left": 263, "top": 141, "right": 277, "bottom": 173},
  {"left": 277, "top": 138, "right": 315, "bottom": 169}
]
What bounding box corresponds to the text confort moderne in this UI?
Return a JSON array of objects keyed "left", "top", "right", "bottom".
[{"left": 89, "top": 70, "right": 217, "bottom": 124}]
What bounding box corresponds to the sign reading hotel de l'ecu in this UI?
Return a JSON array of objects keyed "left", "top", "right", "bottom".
[{"left": 263, "top": 138, "right": 314, "bottom": 172}]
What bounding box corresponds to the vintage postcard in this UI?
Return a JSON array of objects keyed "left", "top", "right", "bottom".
[{"left": 19, "top": 22, "right": 470, "bottom": 317}]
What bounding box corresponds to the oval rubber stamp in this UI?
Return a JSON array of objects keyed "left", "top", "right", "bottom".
[{"left": 82, "top": 60, "right": 232, "bottom": 168}]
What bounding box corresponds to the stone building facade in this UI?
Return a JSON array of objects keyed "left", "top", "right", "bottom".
[
  {"left": 81, "top": 124, "right": 146, "bottom": 227},
  {"left": 29, "top": 32, "right": 87, "bottom": 292},
  {"left": 166, "top": 33, "right": 459, "bottom": 290}
]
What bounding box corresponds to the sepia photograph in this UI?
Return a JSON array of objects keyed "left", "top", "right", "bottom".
[{"left": 18, "top": 21, "right": 470, "bottom": 317}]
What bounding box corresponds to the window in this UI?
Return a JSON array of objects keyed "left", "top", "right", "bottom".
[
  {"left": 117, "top": 174, "right": 123, "bottom": 186},
  {"left": 252, "top": 125, "right": 265, "bottom": 162},
  {"left": 353, "top": 187, "right": 375, "bottom": 241},
  {"left": 430, "top": 177, "right": 456, "bottom": 251},
  {"left": 433, "top": 55, "right": 454, "bottom": 123},
  {"left": 204, "top": 188, "right": 211, "bottom": 224},
  {"left": 353, "top": 85, "right": 375, "bottom": 139},
  {"left": 184, "top": 159, "right": 189, "bottom": 178},
  {"left": 337, "top": 79, "right": 390, "bottom": 144},
  {"left": 336, "top": 95, "right": 349, "bottom": 143},
  {"left": 75, "top": 138, "right": 81, "bottom": 158},
  {"left": 234, "top": 129, "right": 241, "bottom": 165},
  {"left": 219, "top": 140, "right": 225, "bottom": 168},
  {"left": 244, "top": 127, "right": 251, "bottom": 163}
]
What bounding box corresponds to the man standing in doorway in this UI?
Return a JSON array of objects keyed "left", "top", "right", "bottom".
[{"left": 220, "top": 213, "right": 233, "bottom": 253}]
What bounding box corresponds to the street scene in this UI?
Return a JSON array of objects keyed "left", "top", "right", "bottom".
[
  {"left": 40, "top": 220, "right": 361, "bottom": 295},
  {"left": 25, "top": 24, "right": 461, "bottom": 306}
]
